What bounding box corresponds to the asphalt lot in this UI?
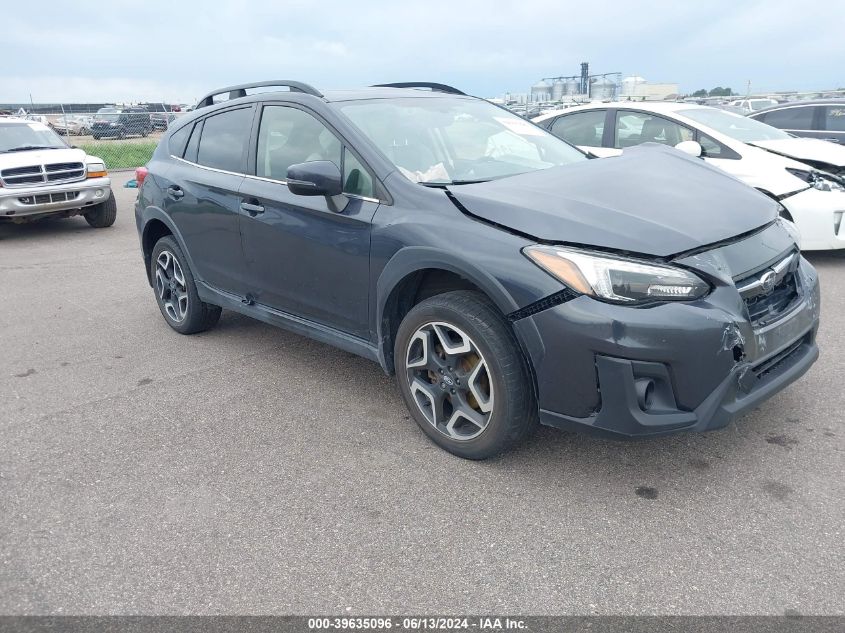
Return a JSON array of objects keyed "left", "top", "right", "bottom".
[{"left": 1, "top": 172, "right": 843, "bottom": 615}]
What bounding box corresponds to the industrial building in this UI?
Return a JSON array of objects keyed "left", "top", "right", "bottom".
[{"left": 520, "top": 62, "right": 678, "bottom": 104}]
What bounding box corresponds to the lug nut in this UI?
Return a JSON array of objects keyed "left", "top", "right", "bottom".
[
  {"left": 440, "top": 382, "right": 446, "bottom": 388},
  {"left": 450, "top": 389, "right": 456, "bottom": 394}
]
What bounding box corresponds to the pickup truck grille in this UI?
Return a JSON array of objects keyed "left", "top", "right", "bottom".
[
  {"left": 0, "top": 162, "right": 86, "bottom": 187},
  {"left": 735, "top": 251, "right": 801, "bottom": 328}
]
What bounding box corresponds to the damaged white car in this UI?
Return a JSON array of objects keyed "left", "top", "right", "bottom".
[
  {"left": 535, "top": 103, "right": 845, "bottom": 250},
  {"left": 0, "top": 118, "right": 116, "bottom": 227}
]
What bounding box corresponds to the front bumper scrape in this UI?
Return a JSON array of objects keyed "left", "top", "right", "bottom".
[{"left": 540, "top": 331, "right": 817, "bottom": 438}]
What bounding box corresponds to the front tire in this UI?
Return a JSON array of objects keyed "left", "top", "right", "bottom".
[
  {"left": 394, "top": 291, "right": 537, "bottom": 460},
  {"left": 84, "top": 192, "right": 117, "bottom": 228},
  {"left": 150, "top": 236, "right": 221, "bottom": 334}
]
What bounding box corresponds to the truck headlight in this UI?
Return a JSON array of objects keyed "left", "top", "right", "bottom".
[
  {"left": 524, "top": 245, "right": 710, "bottom": 304},
  {"left": 86, "top": 162, "right": 107, "bottom": 178},
  {"left": 786, "top": 168, "right": 845, "bottom": 192}
]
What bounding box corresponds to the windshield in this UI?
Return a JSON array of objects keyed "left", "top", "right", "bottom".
[
  {"left": 337, "top": 97, "right": 586, "bottom": 184},
  {"left": 96, "top": 108, "right": 120, "bottom": 121},
  {"left": 679, "top": 108, "right": 791, "bottom": 142},
  {"left": 0, "top": 122, "right": 66, "bottom": 152}
]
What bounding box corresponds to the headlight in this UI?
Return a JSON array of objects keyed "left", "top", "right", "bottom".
[
  {"left": 785, "top": 168, "right": 845, "bottom": 192},
  {"left": 524, "top": 245, "right": 710, "bottom": 304},
  {"left": 86, "top": 162, "right": 107, "bottom": 178}
]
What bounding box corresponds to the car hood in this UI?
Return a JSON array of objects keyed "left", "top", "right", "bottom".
[
  {"left": 749, "top": 138, "right": 845, "bottom": 168},
  {"left": 448, "top": 144, "right": 779, "bottom": 258},
  {"left": 0, "top": 147, "right": 88, "bottom": 170}
]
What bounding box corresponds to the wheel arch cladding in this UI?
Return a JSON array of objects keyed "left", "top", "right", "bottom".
[
  {"left": 375, "top": 253, "right": 540, "bottom": 402},
  {"left": 141, "top": 219, "right": 173, "bottom": 284}
]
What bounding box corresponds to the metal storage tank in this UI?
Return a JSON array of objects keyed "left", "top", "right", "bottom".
[
  {"left": 591, "top": 77, "right": 616, "bottom": 100},
  {"left": 552, "top": 80, "right": 565, "bottom": 101},
  {"left": 621, "top": 75, "right": 646, "bottom": 98},
  {"left": 565, "top": 79, "right": 580, "bottom": 96},
  {"left": 531, "top": 80, "right": 552, "bottom": 102}
]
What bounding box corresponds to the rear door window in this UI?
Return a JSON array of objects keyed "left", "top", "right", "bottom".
[
  {"left": 196, "top": 106, "right": 253, "bottom": 173},
  {"left": 824, "top": 106, "right": 845, "bottom": 132},
  {"left": 549, "top": 110, "right": 605, "bottom": 147}
]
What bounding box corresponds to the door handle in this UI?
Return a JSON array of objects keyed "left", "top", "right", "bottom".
[
  {"left": 240, "top": 201, "right": 265, "bottom": 216},
  {"left": 166, "top": 185, "right": 184, "bottom": 200}
]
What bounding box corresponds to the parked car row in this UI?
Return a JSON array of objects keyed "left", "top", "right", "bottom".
[
  {"left": 534, "top": 102, "right": 845, "bottom": 250},
  {"left": 133, "top": 81, "right": 821, "bottom": 460}
]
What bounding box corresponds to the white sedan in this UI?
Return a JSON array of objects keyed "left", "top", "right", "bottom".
[{"left": 534, "top": 102, "right": 845, "bottom": 250}]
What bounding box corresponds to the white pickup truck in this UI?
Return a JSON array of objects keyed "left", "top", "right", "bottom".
[{"left": 0, "top": 117, "right": 116, "bottom": 227}]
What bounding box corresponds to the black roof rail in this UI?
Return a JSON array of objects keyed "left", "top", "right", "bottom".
[
  {"left": 371, "top": 82, "right": 466, "bottom": 96},
  {"left": 196, "top": 80, "right": 323, "bottom": 109}
]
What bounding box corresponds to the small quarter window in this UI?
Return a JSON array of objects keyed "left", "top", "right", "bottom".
[
  {"left": 168, "top": 124, "right": 191, "bottom": 158},
  {"left": 343, "top": 148, "right": 374, "bottom": 198}
]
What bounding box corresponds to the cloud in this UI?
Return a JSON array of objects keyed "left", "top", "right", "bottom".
[{"left": 1, "top": 0, "right": 843, "bottom": 103}]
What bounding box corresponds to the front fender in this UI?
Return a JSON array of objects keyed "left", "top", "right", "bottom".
[{"left": 373, "top": 245, "right": 551, "bottom": 376}]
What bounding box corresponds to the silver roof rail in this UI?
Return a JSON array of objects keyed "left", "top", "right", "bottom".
[{"left": 196, "top": 80, "right": 323, "bottom": 109}]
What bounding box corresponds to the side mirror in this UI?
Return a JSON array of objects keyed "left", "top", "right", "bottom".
[
  {"left": 286, "top": 161, "right": 343, "bottom": 197},
  {"left": 675, "top": 140, "right": 703, "bottom": 157}
]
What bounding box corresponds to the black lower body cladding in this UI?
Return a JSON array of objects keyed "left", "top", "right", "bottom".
[{"left": 513, "top": 253, "right": 821, "bottom": 439}]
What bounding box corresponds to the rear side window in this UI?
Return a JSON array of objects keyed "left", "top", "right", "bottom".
[
  {"left": 824, "top": 106, "right": 845, "bottom": 132},
  {"left": 550, "top": 111, "right": 605, "bottom": 147},
  {"left": 196, "top": 107, "right": 253, "bottom": 172},
  {"left": 758, "top": 106, "right": 814, "bottom": 130},
  {"left": 168, "top": 124, "right": 191, "bottom": 157}
]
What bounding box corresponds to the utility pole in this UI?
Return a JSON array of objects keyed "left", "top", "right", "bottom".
[{"left": 746, "top": 80, "right": 751, "bottom": 97}]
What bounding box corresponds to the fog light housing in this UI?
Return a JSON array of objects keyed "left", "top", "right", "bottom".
[{"left": 94, "top": 189, "right": 104, "bottom": 199}]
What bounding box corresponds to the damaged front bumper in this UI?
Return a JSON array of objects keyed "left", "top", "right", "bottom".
[{"left": 513, "top": 226, "right": 821, "bottom": 439}]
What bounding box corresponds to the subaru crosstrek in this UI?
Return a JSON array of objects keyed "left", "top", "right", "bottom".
[{"left": 134, "top": 81, "right": 820, "bottom": 459}]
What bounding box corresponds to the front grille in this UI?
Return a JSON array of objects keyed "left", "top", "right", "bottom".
[
  {"left": 0, "top": 165, "right": 43, "bottom": 186},
  {"left": 45, "top": 162, "right": 85, "bottom": 182},
  {"left": 0, "top": 162, "right": 86, "bottom": 187},
  {"left": 735, "top": 252, "right": 800, "bottom": 327},
  {"left": 18, "top": 191, "right": 80, "bottom": 205},
  {"left": 744, "top": 272, "right": 799, "bottom": 325}
]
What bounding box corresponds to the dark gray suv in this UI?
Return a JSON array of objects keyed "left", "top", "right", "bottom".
[{"left": 134, "top": 81, "right": 820, "bottom": 459}]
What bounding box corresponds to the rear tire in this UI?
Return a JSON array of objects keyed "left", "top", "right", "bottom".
[
  {"left": 150, "top": 236, "right": 221, "bottom": 335},
  {"left": 84, "top": 192, "right": 117, "bottom": 228},
  {"left": 394, "top": 291, "right": 537, "bottom": 460}
]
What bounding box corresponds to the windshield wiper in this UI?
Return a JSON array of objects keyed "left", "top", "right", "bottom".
[
  {"left": 420, "top": 178, "right": 491, "bottom": 187},
  {"left": 2, "top": 145, "right": 64, "bottom": 153}
]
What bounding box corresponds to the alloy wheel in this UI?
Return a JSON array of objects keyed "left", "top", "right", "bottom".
[
  {"left": 155, "top": 250, "right": 188, "bottom": 322},
  {"left": 405, "top": 321, "right": 494, "bottom": 441}
]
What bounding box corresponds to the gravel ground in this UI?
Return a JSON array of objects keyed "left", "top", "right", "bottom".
[{"left": 0, "top": 173, "right": 842, "bottom": 615}]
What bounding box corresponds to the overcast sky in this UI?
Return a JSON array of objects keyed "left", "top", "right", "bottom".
[{"left": 3, "top": 0, "right": 843, "bottom": 104}]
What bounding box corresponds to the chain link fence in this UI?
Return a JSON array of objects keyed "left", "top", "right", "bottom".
[{"left": 0, "top": 102, "right": 190, "bottom": 171}]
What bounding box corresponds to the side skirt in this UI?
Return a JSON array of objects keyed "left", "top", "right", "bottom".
[{"left": 196, "top": 281, "right": 382, "bottom": 365}]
